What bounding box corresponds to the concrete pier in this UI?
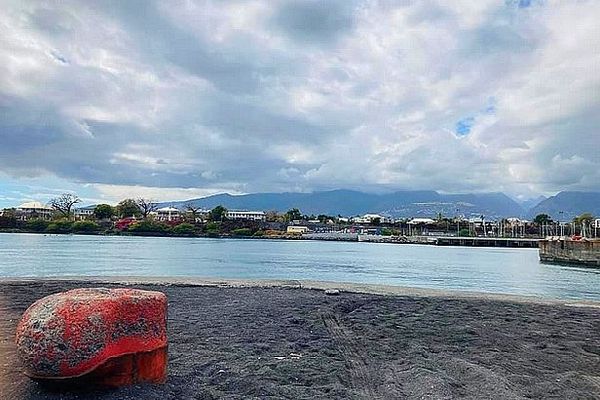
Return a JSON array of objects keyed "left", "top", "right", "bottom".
[
  {"left": 434, "top": 237, "right": 539, "bottom": 248},
  {"left": 539, "top": 238, "right": 600, "bottom": 267}
]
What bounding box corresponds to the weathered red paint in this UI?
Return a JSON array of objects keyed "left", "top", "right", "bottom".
[{"left": 15, "top": 288, "right": 167, "bottom": 386}]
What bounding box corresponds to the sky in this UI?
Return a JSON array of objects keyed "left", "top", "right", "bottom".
[{"left": 0, "top": 0, "right": 599, "bottom": 207}]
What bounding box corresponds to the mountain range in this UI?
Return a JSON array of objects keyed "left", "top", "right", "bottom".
[
  {"left": 157, "top": 190, "right": 599, "bottom": 220},
  {"left": 527, "top": 191, "right": 600, "bottom": 220}
]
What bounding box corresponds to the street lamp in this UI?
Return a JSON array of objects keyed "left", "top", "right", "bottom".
[{"left": 558, "top": 211, "right": 564, "bottom": 237}]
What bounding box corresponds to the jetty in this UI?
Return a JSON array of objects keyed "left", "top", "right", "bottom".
[
  {"left": 434, "top": 236, "right": 539, "bottom": 248},
  {"left": 301, "top": 233, "right": 540, "bottom": 247},
  {"left": 539, "top": 237, "right": 600, "bottom": 267}
]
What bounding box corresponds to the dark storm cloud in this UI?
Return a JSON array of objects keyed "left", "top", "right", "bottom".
[{"left": 270, "top": 0, "right": 358, "bottom": 45}]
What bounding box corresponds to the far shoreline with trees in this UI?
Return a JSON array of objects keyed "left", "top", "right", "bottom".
[{"left": 0, "top": 193, "right": 598, "bottom": 241}]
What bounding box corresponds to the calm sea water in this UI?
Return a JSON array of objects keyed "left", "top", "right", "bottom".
[{"left": 0, "top": 233, "right": 598, "bottom": 300}]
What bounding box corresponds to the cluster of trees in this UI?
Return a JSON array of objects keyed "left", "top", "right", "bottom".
[
  {"left": 533, "top": 213, "right": 596, "bottom": 226},
  {"left": 2, "top": 191, "right": 597, "bottom": 239},
  {"left": 23, "top": 219, "right": 101, "bottom": 234}
]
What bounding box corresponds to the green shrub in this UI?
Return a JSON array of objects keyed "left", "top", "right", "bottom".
[
  {"left": 45, "top": 219, "right": 73, "bottom": 233},
  {"left": 380, "top": 228, "right": 393, "bottom": 236},
  {"left": 0, "top": 215, "right": 17, "bottom": 229},
  {"left": 171, "top": 223, "right": 196, "bottom": 235},
  {"left": 253, "top": 230, "right": 264, "bottom": 237},
  {"left": 205, "top": 222, "right": 219, "bottom": 231},
  {"left": 72, "top": 220, "right": 100, "bottom": 232},
  {"left": 25, "top": 219, "right": 50, "bottom": 232},
  {"left": 232, "top": 228, "right": 253, "bottom": 236},
  {"left": 458, "top": 229, "right": 472, "bottom": 237},
  {"left": 128, "top": 220, "right": 168, "bottom": 233}
]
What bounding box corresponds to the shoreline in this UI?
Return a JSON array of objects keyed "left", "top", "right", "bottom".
[
  {"left": 0, "top": 229, "right": 543, "bottom": 248},
  {"left": 1, "top": 276, "right": 598, "bottom": 307}
]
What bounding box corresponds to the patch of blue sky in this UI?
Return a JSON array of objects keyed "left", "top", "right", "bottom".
[
  {"left": 505, "top": 0, "right": 541, "bottom": 9},
  {"left": 455, "top": 117, "right": 475, "bottom": 137},
  {"left": 484, "top": 97, "right": 497, "bottom": 114},
  {"left": 0, "top": 174, "right": 99, "bottom": 208}
]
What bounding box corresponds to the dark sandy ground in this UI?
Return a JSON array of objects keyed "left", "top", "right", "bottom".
[{"left": 1, "top": 280, "right": 599, "bottom": 400}]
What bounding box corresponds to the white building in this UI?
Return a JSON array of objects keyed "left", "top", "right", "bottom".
[
  {"left": 153, "top": 207, "right": 181, "bottom": 222},
  {"left": 408, "top": 218, "right": 436, "bottom": 225},
  {"left": 226, "top": 210, "right": 266, "bottom": 221},
  {"left": 74, "top": 207, "right": 95, "bottom": 220},
  {"left": 15, "top": 201, "right": 53, "bottom": 220},
  {"left": 353, "top": 214, "right": 393, "bottom": 224},
  {"left": 287, "top": 226, "right": 310, "bottom": 234}
]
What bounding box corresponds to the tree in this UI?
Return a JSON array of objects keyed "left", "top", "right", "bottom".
[
  {"left": 136, "top": 198, "right": 157, "bottom": 219},
  {"left": 317, "top": 214, "right": 329, "bottom": 223},
  {"left": 128, "top": 220, "right": 168, "bottom": 233},
  {"left": 285, "top": 208, "right": 302, "bottom": 222},
  {"left": 25, "top": 219, "right": 50, "bottom": 232},
  {"left": 209, "top": 205, "right": 228, "bottom": 222},
  {"left": 49, "top": 193, "right": 81, "bottom": 218},
  {"left": 573, "top": 213, "right": 594, "bottom": 225},
  {"left": 116, "top": 199, "right": 141, "bottom": 218},
  {"left": 232, "top": 228, "right": 253, "bottom": 236},
  {"left": 0, "top": 209, "right": 17, "bottom": 229},
  {"left": 45, "top": 219, "right": 73, "bottom": 233},
  {"left": 184, "top": 202, "right": 202, "bottom": 222},
  {"left": 172, "top": 223, "right": 196, "bottom": 235},
  {"left": 72, "top": 221, "right": 100, "bottom": 232},
  {"left": 265, "top": 210, "right": 283, "bottom": 222},
  {"left": 534, "top": 214, "right": 553, "bottom": 225},
  {"left": 94, "top": 204, "right": 114, "bottom": 220},
  {"left": 459, "top": 228, "right": 471, "bottom": 237}
]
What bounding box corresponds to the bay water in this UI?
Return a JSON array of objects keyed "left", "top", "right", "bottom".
[{"left": 0, "top": 233, "right": 598, "bottom": 300}]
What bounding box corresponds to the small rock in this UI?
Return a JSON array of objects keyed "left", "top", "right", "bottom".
[{"left": 325, "top": 289, "right": 340, "bottom": 296}]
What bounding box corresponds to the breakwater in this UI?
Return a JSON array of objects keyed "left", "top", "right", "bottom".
[
  {"left": 539, "top": 238, "right": 600, "bottom": 267},
  {"left": 435, "top": 237, "right": 539, "bottom": 248}
]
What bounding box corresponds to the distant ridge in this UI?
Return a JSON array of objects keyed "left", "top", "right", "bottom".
[
  {"left": 159, "top": 189, "right": 525, "bottom": 219},
  {"left": 527, "top": 191, "right": 600, "bottom": 220},
  {"left": 519, "top": 195, "right": 547, "bottom": 212}
]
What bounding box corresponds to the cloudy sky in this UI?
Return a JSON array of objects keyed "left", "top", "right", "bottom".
[{"left": 0, "top": 0, "right": 598, "bottom": 207}]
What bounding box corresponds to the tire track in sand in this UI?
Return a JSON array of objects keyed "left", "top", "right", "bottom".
[{"left": 321, "top": 312, "right": 380, "bottom": 398}]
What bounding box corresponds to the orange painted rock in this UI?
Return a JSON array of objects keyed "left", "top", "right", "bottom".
[{"left": 15, "top": 288, "right": 167, "bottom": 387}]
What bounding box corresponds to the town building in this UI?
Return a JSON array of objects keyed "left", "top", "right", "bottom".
[
  {"left": 15, "top": 201, "right": 54, "bottom": 221},
  {"left": 286, "top": 226, "right": 310, "bottom": 234},
  {"left": 353, "top": 214, "right": 393, "bottom": 224},
  {"left": 407, "top": 217, "right": 435, "bottom": 225},
  {"left": 74, "top": 206, "right": 95, "bottom": 220},
  {"left": 226, "top": 210, "right": 266, "bottom": 221},
  {"left": 152, "top": 207, "right": 181, "bottom": 222}
]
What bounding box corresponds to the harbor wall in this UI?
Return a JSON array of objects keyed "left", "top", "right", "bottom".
[{"left": 539, "top": 239, "right": 600, "bottom": 267}]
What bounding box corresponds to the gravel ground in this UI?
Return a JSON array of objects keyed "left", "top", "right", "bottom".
[{"left": 1, "top": 280, "right": 599, "bottom": 399}]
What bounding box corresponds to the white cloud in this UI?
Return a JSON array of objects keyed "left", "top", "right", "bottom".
[
  {"left": 0, "top": 0, "right": 598, "bottom": 203},
  {"left": 92, "top": 184, "right": 244, "bottom": 204}
]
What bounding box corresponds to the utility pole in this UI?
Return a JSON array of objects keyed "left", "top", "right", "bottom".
[
  {"left": 558, "top": 211, "right": 564, "bottom": 238},
  {"left": 455, "top": 208, "right": 460, "bottom": 236},
  {"left": 481, "top": 215, "right": 486, "bottom": 237}
]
